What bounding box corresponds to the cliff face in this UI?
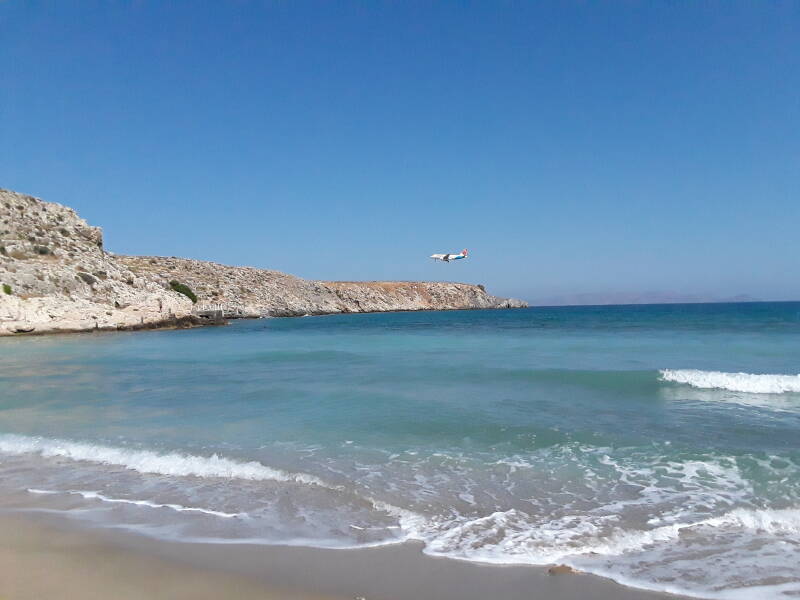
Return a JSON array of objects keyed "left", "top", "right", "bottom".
[
  {"left": 319, "top": 280, "right": 525, "bottom": 314},
  {"left": 0, "top": 189, "right": 194, "bottom": 335},
  {"left": 117, "top": 256, "right": 526, "bottom": 318},
  {"left": 0, "top": 189, "right": 526, "bottom": 335}
]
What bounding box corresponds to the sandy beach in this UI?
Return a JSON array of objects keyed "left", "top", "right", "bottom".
[
  {"left": 0, "top": 515, "right": 338, "bottom": 600},
  {"left": 0, "top": 512, "right": 685, "bottom": 600}
]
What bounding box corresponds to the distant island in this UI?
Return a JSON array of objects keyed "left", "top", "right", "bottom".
[
  {"left": 0, "top": 189, "right": 526, "bottom": 336},
  {"left": 531, "top": 292, "right": 762, "bottom": 307}
]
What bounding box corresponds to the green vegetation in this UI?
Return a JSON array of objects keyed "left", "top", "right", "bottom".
[
  {"left": 2, "top": 284, "right": 11, "bottom": 295},
  {"left": 169, "top": 280, "right": 198, "bottom": 303},
  {"left": 33, "top": 245, "right": 50, "bottom": 255}
]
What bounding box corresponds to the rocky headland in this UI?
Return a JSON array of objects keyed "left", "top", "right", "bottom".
[{"left": 0, "top": 189, "right": 526, "bottom": 336}]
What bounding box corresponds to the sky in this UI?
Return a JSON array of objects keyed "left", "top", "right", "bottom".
[{"left": 1, "top": 1, "right": 798, "bottom": 303}]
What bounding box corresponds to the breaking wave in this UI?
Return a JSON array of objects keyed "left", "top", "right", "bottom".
[
  {"left": 0, "top": 434, "right": 333, "bottom": 489},
  {"left": 413, "top": 505, "right": 800, "bottom": 566},
  {"left": 4, "top": 433, "right": 800, "bottom": 599},
  {"left": 660, "top": 369, "right": 800, "bottom": 394}
]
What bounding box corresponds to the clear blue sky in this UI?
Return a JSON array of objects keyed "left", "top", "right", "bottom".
[{"left": 1, "top": 1, "right": 798, "bottom": 302}]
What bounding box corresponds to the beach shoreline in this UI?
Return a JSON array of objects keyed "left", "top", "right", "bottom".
[
  {"left": 0, "top": 510, "right": 687, "bottom": 600},
  {"left": 3, "top": 305, "right": 797, "bottom": 599}
]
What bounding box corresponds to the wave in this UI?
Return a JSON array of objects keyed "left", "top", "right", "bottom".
[
  {"left": 0, "top": 434, "right": 333, "bottom": 489},
  {"left": 660, "top": 369, "right": 800, "bottom": 394},
  {"left": 413, "top": 505, "right": 800, "bottom": 565},
  {"left": 2, "top": 433, "right": 423, "bottom": 539},
  {"left": 6, "top": 433, "right": 800, "bottom": 599},
  {"left": 412, "top": 506, "right": 800, "bottom": 600},
  {"left": 28, "top": 488, "right": 247, "bottom": 519}
]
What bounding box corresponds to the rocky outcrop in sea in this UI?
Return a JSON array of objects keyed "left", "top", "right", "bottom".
[{"left": 0, "top": 189, "right": 526, "bottom": 336}]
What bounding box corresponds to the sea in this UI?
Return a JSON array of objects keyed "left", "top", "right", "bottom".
[{"left": 1, "top": 302, "right": 799, "bottom": 599}]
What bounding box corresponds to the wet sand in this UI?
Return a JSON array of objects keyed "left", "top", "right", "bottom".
[
  {"left": 0, "top": 513, "right": 688, "bottom": 600},
  {"left": 0, "top": 515, "right": 340, "bottom": 600}
]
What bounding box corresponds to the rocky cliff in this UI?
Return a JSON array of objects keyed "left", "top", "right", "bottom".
[
  {"left": 117, "top": 256, "right": 525, "bottom": 318},
  {"left": 0, "top": 189, "right": 197, "bottom": 335},
  {"left": 0, "top": 189, "right": 526, "bottom": 335}
]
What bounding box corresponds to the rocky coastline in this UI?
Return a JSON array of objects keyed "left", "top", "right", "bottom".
[{"left": 0, "top": 189, "right": 526, "bottom": 336}]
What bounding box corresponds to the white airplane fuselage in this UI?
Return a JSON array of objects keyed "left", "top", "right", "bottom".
[{"left": 430, "top": 250, "right": 468, "bottom": 263}]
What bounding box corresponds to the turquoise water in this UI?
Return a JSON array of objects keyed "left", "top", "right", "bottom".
[{"left": 1, "top": 303, "right": 799, "bottom": 599}]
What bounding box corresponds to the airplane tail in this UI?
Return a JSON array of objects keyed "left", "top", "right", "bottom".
[{"left": 462, "top": 249, "right": 468, "bottom": 257}]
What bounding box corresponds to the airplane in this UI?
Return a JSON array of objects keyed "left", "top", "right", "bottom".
[{"left": 430, "top": 249, "right": 468, "bottom": 263}]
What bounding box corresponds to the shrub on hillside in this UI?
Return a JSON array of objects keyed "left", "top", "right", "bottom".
[
  {"left": 169, "top": 280, "right": 198, "bottom": 303},
  {"left": 2, "top": 284, "right": 11, "bottom": 295}
]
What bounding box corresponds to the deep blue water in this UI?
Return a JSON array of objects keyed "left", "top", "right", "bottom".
[{"left": 1, "top": 302, "right": 799, "bottom": 599}]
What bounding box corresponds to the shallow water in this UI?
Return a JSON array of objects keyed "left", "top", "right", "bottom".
[{"left": 1, "top": 303, "right": 799, "bottom": 599}]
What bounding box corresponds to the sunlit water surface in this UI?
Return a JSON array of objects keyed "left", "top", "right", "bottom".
[{"left": 1, "top": 303, "right": 799, "bottom": 599}]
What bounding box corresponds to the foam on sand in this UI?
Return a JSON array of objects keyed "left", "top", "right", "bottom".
[
  {"left": 28, "top": 488, "right": 248, "bottom": 519},
  {"left": 6, "top": 433, "right": 800, "bottom": 599}
]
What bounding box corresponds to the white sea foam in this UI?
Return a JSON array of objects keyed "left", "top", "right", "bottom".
[
  {"left": 660, "top": 369, "right": 800, "bottom": 394},
  {"left": 3, "top": 434, "right": 424, "bottom": 538},
  {"left": 589, "top": 507, "right": 800, "bottom": 557},
  {"left": 28, "top": 488, "right": 247, "bottom": 519},
  {"left": 570, "top": 507, "right": 800, "bottom": 600},
  {"left": 7, "top": 433, "right": 800, "bottom": 600},
  {"left": 0, "top": 434, "right": 332, "bottom": 488},
  {"left": 701, "top": 507, "right": 800, "bottom": 534},
  {"left": 413, "top": 506, "right": 800, "bottom": 599}
]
